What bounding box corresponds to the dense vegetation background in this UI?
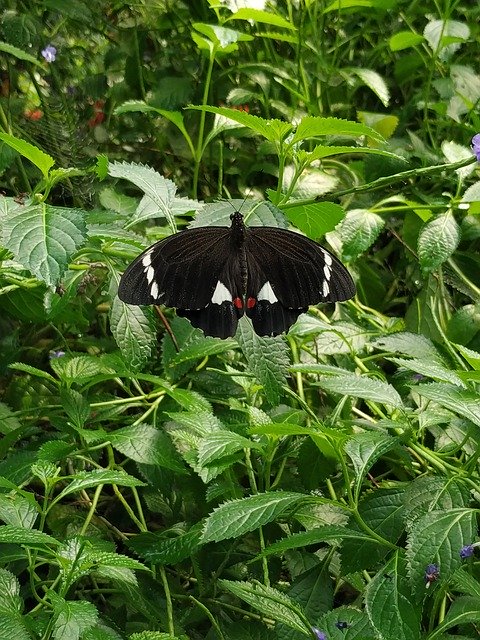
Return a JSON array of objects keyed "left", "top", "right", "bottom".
[{"left": 1, "top": 1, "right": 480, "bottom": 639}]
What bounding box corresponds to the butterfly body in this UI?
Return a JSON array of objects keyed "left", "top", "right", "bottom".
[{"left": 118, "top": 210, "right": 355, "bottom": 338}]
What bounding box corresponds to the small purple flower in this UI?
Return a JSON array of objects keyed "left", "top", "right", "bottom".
[
  {"left": 312, "top": 629, "right": 327, "bottom": 640},
  {"left": 41, "top": 45, "right": 57, "bottom": 63},
  {"left": 424, "top": 563, "right": 440, "bottom": 588},
  {"left": 460, "top": 544, "right": 474, "bottom": 559},
  {"left": 412, "top": 373, "right": 425, "bottom": 382},
  {"left": 49, "top": 350, "right": 65, "bottom": 359},
  {"left": 471, "top": 134, "right": 480, "bottom": 162}
]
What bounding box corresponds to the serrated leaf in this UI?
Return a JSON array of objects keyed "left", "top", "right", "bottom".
[
  {"left": 50, "top": 355, "right": 112, "bottom": 384},
  {"left": 0, "top": 132, "right": 54, "bottom": 177},
  {"left": 414, "top": 383, "right": 480, "bottom": 427},
  {"left": 52, "top": 470, "right": 145, "bottom": 506},
  {"left": 169, "top": 335, "right": 237, "bottom": 365},
  {"left": 8, "top": 362, "right": 57, "bottom": 382},
  {"left": 406, "top": 508, "right": 476, "bottom": 594},
  {"left": 261, "top": 525, "right": 374, "bottom": 558},
  {"left": 284, "top": 202, "right": 345, "bottom": 238},
  {"left": 197, "top": 431, "right": 263, "bottom": 467},
  {"left": 291, "top": 116, "right": 385, "bottom": 145},
  {"left": 344, "top": 433, "right": 399, "bottom": 500},
  {"left": 417, "top": 212, "right": 460, "bottom": 272},
  {"left": 2, "top": 204, "right": 87, "bottom": 287},
  {"left": 0, "top": 41, "right": 43, "bottom": 65},
  {"left": 187, "top": 106, "right": 293, "bottom": 143},
  {"left": 450, "top": 568, "right": 480, "bottom": 598},
  {"left": 0, "top": 525, "right": 59, "bottom": 545},
  {"left": 388, "top": 356, "right": 466, "bottom": 387},
  {"left": 109, "top": 424, "right": 186, "bottom": 472},
  {"left": 316, "top": 372, "right": 404, "bottom": 408},
  {"left": 372, "top": 332, "right": 441, "bottom": 361},
  {"left": 339, "top": 208, "right": 385, "bottom": 261},
  {"left": 127, "top": 523, "right": 203, "bottom": 565},
  {"left": 403, "top": 476, "right": 470, "bottom": 527},
  {"left": 0, "top": 568, "right": 21, "bottom": 614},
  {"left": 424, "top": 19, "right": 469, "bottom": 61},
  {"left": 365, "top": 552, "right": 421, "bottom": 640},
  {"left": 110, "top": 297, "right": 156, "bottom": 371},
  {"left": 220, "top": 580, "right": 310, "bottom": 635},
  {"left": 52, "top": 599, "right": 98, "bottom": 640},
  {"left": 389, "top": 31, "right": 424, "bottom": 51},
  {"left": 428, "top": 596, "right": 480, "bottom": 639},
  {"left": 0, "top": 492, "right": 38, "bottom": 529},
  {"left": 236, "top": 318, "right": 289, "bottom": 405},
  {"left": 0, "top": 402, "right": 22, "bottom": 434},
  {"left": 202, "top": 492, "right": 305, "bottom": 543},
  {"left": 108, "top": 161, "right": 177, "bottom": 230}
]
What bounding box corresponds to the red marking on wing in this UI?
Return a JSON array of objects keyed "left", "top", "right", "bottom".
[
  {"left": 247, "top": 297, "right": 256, "bottom": 309},
  {"left": 233, "top": 297, "right": 244, "bottom": 309}
]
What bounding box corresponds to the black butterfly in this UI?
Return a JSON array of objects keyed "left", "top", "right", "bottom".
[{"left": 117, "top": 209, "right": 355, "bottom": 339}]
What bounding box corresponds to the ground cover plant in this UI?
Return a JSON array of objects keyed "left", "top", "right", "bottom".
[{"left": 1, "top": 0, "right": 480, "bottom": 639}]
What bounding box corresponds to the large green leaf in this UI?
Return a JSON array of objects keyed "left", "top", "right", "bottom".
[
  {"left": 417, "top": 211, "right": 460, "bottom": 272},
  {"left": 344, "top": 433, "right": 399, "bottom": 501},
  {"left": 0, "top": 133, "right": 54, "bottom": 177},
  {"left": 414, "top": 383, "right": 480, "bottom": 427},
  {"left": 2, "top": 203, "right": 86, "bottom": 287},
  {"left": 110, "top": 297, "right": 156, "bottom": 371},
  {"left": 284, "top": 202, "right": 345, "bottom": 238},
  {"left": 291, "top": 116, "right": 385, "bottom": 144},
  {"left": 315, "top": 372, "right": 404, "bottom": 408},
  {"left": 109, "top": 423, "right": 186, "bottom": 472}
]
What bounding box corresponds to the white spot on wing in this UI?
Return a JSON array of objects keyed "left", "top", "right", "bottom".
[
  {"left": 322, "top": 280, "right": 330, "bottom": 298},
  {"left": 324, "top": 265, "right": 331, "bottom": 281},
  {"left": 323, "top": 251, "right": 332, "bottom": 267},
  {"left": 151, "top": 282, "right": 159, "bottom": 299},
  {"left": 211, "top": 281, "right": 232, "bottom": 305},
  {"left": 258, "top": 281, "right": 278, "bottom": 303},
  {"left": 146, "top": 266, "right": 155, "bottom": 284},
  {"left": 142, "top": 251, "right": 152, "bottom": 268}
]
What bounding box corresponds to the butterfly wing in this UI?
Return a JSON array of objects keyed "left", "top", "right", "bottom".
[
  {"left": 118, "top": 227, "right": 245, "bottom": 338},
  {"left": 245, "top": 226, "right": 355, "bottom": 335}
]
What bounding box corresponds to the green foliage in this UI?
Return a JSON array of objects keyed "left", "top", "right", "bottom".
[{"left": 1, "top": 0, "right": 480, "bottom": 639}]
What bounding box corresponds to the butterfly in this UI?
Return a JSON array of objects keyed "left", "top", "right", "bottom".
[{"left": 117, "top": 207, "right": 355, "bottom": 339}]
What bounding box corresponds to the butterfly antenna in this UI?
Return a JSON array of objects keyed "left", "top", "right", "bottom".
[{"left": 154, "top": 306, "right": 180, "bottom": 352}]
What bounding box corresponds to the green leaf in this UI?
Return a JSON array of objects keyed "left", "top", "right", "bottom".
[
  {"left": 236, "top": 318, "right": 290, "bottom": 405},
  {"left": 0, "top": 41, "right": 43, "bottom": 66},
  {"left": 297, "top": 144, "right": 401, "bottom": 163},
  {"left": 202, "top": 491, "right": 305, "bottom": 543},
  {"left": 261, "top": 525, "right": 374, "bottom": 557},
  {"left": 418, "top": 212, "right": 460, "bottom": 272},
  {"left": 414, "top": 383, "right": 480, "bottom": 427},
  {"left": 450, "top": 568, "right": 480, "bottom": 598},
  {"left": 284, "top": 202, "right": 345, "bottom": 238},
  {"left": 0, "top": 402, "right": 22, "bottom": 434},
  {"left": 197, "top": 431, "right": 263, "bottom": 467},
  {"left": 2, "top": 203, "right": 87, "bottom": 287},
  {"left": 424, "top": 19, "right": 469, "bottom": 61},
  {"left": 291, "top": 116, "right": 385, "bottom": 145},
  {"left": 349, "top": 68, "right": 390, "bottom": 107},
  {"left": 339, "top": 208, "right": 385, "bottom": 261},
  {"left": 388, "top": 356, "right": 466, "bottom": 387},
  {"left": 127, "top": 523, "right": 203, "bottom": 565},
  {"left": 323, "top": 0, "right": 397, "bottom": 11},
  {"left": 316, "top": 372, "right": 404, "bottom": 408},
  {"left": 427, "top": 597, "right": 480, "bottom": 639},
  {"left": 406, "top": 508, "right": 476, "bottom": 594},
  {"left": 365, "top": 552, "right": 422, "bottom": 640},
  {"left": 110, "top": 297, "right": 156, "bottom": 371},
  {"left": 192, "top": 23, "right": 253, "bottom": 50},
  {"left": 344, "top": 433, "right": 399, "bottom": 501},
  {"left": 52, "top": 598, "right": 98, "bottom": 640},
  {"left": 0, "top": 492, "right": 38, "bottom": 529},
  {"left": 219, "top": 580, "right": 310, "bottom": 635},
  {"left": 372, "top": 332, "right": 442, "bottom": 361},
  {"left": 389, "top": 31, "right": 424, "bottom": 51},
  {"left": 0, "top": 612, "right": 31, "bottom": 640},
  {"left": 403, "top": 477, "right": 470, "bottom": 527},
  {"left": 8, "top": 362, "right": 57, "bottom": 383},
  {"left": 169, "top": 336, "right": 237, "bottom": 365},
  {"left": 52, "top": 470, "right": 145, "bottom": 506},
  {"left": 0, "top": 568, "right": 21, "bottom": 614},
  {"left": 0, "top": 525, "right": 59, "bottom": 545},
  {"left": 187, "top": 106, "right": 293, "bottom": 143},
  {"left": 226, "top": 8, "right": 295, "bottom": 30},
  {"left": 0, "top": 132, "right": 54, "bottom": 178},
  {"left": 109, "top": 424, "right": 186, "bottom": 472},
  {"left": 60, "top": 388, "right": 90, "bottom": 429}
]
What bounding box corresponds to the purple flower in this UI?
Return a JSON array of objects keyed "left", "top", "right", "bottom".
[
  {"left": 49, "top": 350, "right": 65, "bottom": 359},
  {"left": 424, "top": 563, "right": 440, "bottom": 587},
  {"left": 471, "top": 134, "right": 480, "bottom": 162},
  {"left": 41, "top": 45, "right": 57, "bottom": 63},
  {"left": 460, "top": 543, "right": 480, "bottom": 558},
  {"left": 312, "top": 629, "right": 327, "bottom": 640}
]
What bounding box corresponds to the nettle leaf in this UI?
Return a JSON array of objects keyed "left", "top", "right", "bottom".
[
  {"left": 365, "top": 552, "right": 422, "bottom": 640},
  {"left": 110, "top": 297, "right": 156, "bottom": 371},
  {"left": 429, "top": 597, "right": 480, "bottom": 638},
  {"left": 52, "top": 598, "right": 98, "bottom": 640},
  {"left": 237, "top": 318, "right": 289, "bottom": 405},
  {"left": 168, "top": 336, "right": 237, "bottom": 365},
  {"left": 339, "top": 208, "right": 385, "bottom": 261},
  {"left": 297, "top": 145, "right": 401, "bottom": 164},
  {"left": 424, "top": 19, "right": 470, "bottom": 61},
  {"left": 60, "top": 388, "right": 90, "bottom": 429},
  {"left": 187, "top": 106, "right": 293, "bottom": 143},
  {"left": 417, "top": 211, "right": 460, "bottom": 272},
  {"left": 389, "top": 31, "right": 424, "bottom": 51},
  {"left": 406, "top": 508, "right": 477, "bottom": 594},
  {"left": 219, "top": 580, "right": 310, "bottom": 636},
  {"left": 450, "top": 568, "right": 480, "bottom": 598},
  {"left": 403, "top": 476, "right": 470, "bottom": 528},
  {"left": 291, "top": 116, "right": 385, "bottom": 145},
  {"left": 372, "top": 332, "right": 442, "bottom": 361},
  {"left": 0, "top": 132, "right": 54, "bottom": 177},
  {"left": 349, "top": 68, "right": 390, "bottom": 107},
  {"left": 197, "top": 431, "right": 263, "bottom": 467},
  {"left": 284, "top": 202, "right": 345, "bottom": 238},
  {"left": 0, "top": 525, "right": 59, "bottom": 545},
  {"left": 52, "top": 470, "right": 145, "bottom": 506},
  {"left": 0, "top": 567, "right": 21, "bottom": 614},
  {"left": 202, "top": 492, "right": 305, "bottom": 543},
  {"left": 127, "top": 523, "right": 204, "bottom": 565},
  {"left": 414, "top": 383, "right": 480, "bottom": 427},
  {"left": 0, "top": 402, "right": 22, "bottom": 434},
  {"left": 388, "top": 356, "right": 466, "bottom": 387},
  {"left": 261, "top": 525, "right": 373, "bottom": 558},
  {"left": 108, "top": 161, "right": 178, "bottom": 230},
  {"left": 316, "top": 372, "right": 404, "bottom": 408},
  {"left": 344, "top": 433, "right": 399, "bottom": 500},
  {"left": 2, "top": 203, "right": 87, "bottom": 287},
  {"left": 109, "top": 423, "right": 186, "bottom": 472}
]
